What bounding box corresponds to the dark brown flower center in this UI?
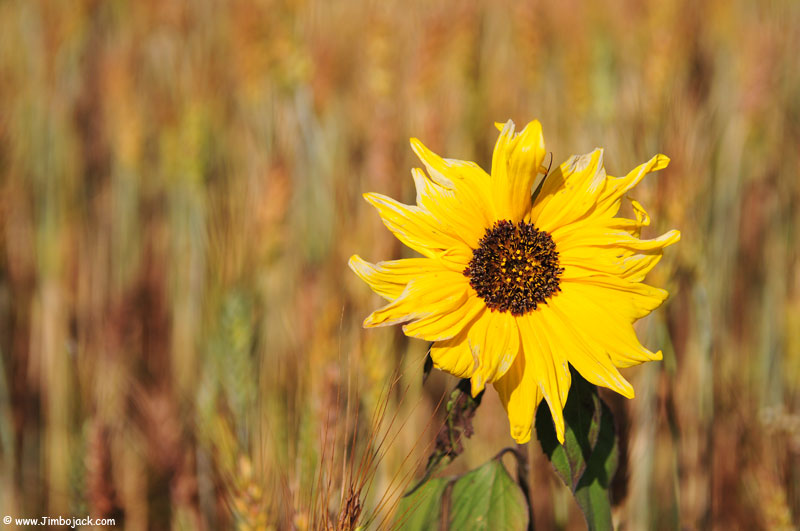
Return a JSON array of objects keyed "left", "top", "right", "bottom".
[{"left": 464, "top": 220, "right": 563, "bottom": 316}]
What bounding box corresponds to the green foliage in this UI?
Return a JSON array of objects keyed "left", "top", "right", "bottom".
[
  {"left": 536, "top": 370, "right": 618, "bottom": 531},
  {"left": 448, "top": 457, "right": 529, "bottom": 531},
  {"left": 395, "top": 477, "right": 450, "bottom": 530},
  {"left": 396, "top": 457, "right": 528, "bottom": 531}
]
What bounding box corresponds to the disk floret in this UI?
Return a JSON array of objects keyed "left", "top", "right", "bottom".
[{"left": 464, "top": 220, "right": 563, "bottom": 316}]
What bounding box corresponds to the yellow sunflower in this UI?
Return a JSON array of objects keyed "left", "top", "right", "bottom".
[{"left": 349, "top": 120, "right": 679, "bottom": 444}]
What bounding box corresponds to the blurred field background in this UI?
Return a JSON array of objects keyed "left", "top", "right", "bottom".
[{"left": 1, "top": 0, "right": 799, "bottom": 529}]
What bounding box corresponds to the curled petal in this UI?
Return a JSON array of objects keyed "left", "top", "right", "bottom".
[
  {"left": 348, "top": 255, "right": 442, "bottom": 301},
  {"left": 411, "top": 168, "right": 487, "bottom": 250},
  {"left": 492, "top": 120, "right": 547, "bottom": 222},
  {"left": 592, "top": 154, "right": 670, "bottom": 220},
  {"left": 529, "top": 149, "right": 606, "bottom": 231},
  {"left": 364, "top": 270, "right": 469, "bottom": 328},
  {"left": 402, "top": 296, "right": 484, "bottom": 341},
  {"left": 363, "top": 192, "right": 469, "bottom": 261},
  {"left": 557, "top": 226, "right": 680, "bottom": 283},
  {"left": 409, "top": 138, "right": 494, "bottom": 242}
]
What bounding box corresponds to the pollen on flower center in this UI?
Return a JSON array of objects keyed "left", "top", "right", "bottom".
[{"left": 464, "top": 220, "right": 563, "bottom": 316}]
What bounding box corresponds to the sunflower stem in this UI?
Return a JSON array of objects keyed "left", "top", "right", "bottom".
[
  {"left": 404, "top": 378, "right": 483, "bottom": 497},
  {"left": 515, "top": 443, "right": 535, "bottom": 531}
]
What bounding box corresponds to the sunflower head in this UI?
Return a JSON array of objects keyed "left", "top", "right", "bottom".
[{"left": 350, "top": 120, "right": 679, "bottom": 444}]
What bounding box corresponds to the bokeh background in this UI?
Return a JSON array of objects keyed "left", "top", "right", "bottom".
[{"left": 1, "top": 0, "right": 799, "bottom": 529}]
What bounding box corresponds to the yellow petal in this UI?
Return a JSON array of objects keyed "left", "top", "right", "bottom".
[
  {"left": 348, "top": 255, "right": 442, "bottom": 301},
  {"left": 402, "top": 296, "right": 484, "bottom": 341},
  {"left": 629, "top": 199, "right": 650, "bottom": 238},
  {"left": 430, "top": 327, "right": 479, "bottom": 379},
  {"left": 555, "top": 223, "right": 681, "bottom": 254},
  {"left": 530, "top": 149, "right": 607, "bottom": 232},
  {"left": 564, "top": 276, "right": 669, "bottom": 320},
  {"left": 539, "top": 300, "right": 634, "bottom": 398},
  {"left": 555, "top": 283, "right": 662, "bottom": 368},
  {"left": 364, "top": 269, "right": 469, "bottom": 328},
  {"left": 549, "top": 197, "right": 651, "bottom": 242},
  {"left": 490, "top": 120, "right": 514, "bottom": 217},
  {"left": 363, "top": 192, "right": 469, "bottom": 261},
  {"left": 494, "top": 350, "right": 542, "bottom": 444},
  {"left": 518, "top": 314, "right": 571, "bottom": 443},
  {"left": 469, "top": 310, "right": 521, "bottom": 396},
  {"left": 591, "top": 154, "right": 670, "bottom": 220},
  {"left": 556, "top": 212, "right": 678, "bottom": 283},
  {"left": 530, "top": 152, "right": 670, "bottom": 230},
  {"left": 492, "top": 120, "right": 547, "bottom": 222},
  {"left": 409, "top": 138, "right": 494, "bottom": 235},
  {"left": 560, "top": 251, "right": 664, "bottom": 284},
  {"left": 411, "top": 168, "right": 487, "bottom": 249}
]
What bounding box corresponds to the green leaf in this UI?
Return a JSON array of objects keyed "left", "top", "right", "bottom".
[
  {"left": 536, "top": 370, "right": 618, "bottom": 531},
  {"left": 395, "top": 456, "right": 529, "bottom": 531},
  {"left": 448, "top": 457, "right": 529, "bottom": 531},
  {"left": 394, "top": 477, "right": 450, "bottom": 530}
]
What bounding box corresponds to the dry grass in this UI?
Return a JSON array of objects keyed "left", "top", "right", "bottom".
[{"left": 1, "top": 0, "right": 799, "bottom": 529}]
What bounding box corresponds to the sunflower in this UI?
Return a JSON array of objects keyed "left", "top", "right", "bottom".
[{"left": 349, "top": 120, "right": 679, "bottom": 444}]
